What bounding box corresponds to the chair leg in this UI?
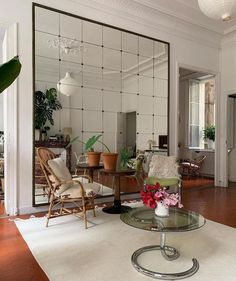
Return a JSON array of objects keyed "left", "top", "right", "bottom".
[
  {"left": 92, "top": 198, "right": 96, "bottom": 217},
  {"left": 83, "top": 205, "right": 88, "bottom": 229},
  {"left": 60, "top": 201, "right": 64, "bottom": 215},
  {"left": 46, "top": 199, "right": 54, "bottom": 227}
]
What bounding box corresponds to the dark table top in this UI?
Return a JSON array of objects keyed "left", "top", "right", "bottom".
[
  {"left": 76, "top": 163, "right": 104, "bottom": 169},
  {"left": 99, "top": 168, "right": 135, "bottom": 176}
]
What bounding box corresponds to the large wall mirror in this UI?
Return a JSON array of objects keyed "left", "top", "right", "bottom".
[{"left": 33, "top": 3, "right": 169, "bottom": 206}]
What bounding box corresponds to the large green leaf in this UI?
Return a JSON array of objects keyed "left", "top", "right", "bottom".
[
  {"left": 85, "top": 135, "right": 102, "bottom": 151},
  {"left": 0, "top": 56, "right": 22, "bottom": 93}
]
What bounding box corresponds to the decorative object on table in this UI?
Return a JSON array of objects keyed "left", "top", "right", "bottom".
[
  {"left": 0, "top": 56, "right": 21, "bottom": 94},
  {"left": 203, "top": 125, "right": 215, "bottom": 149},
  {"left": 66, "top": 134, "right": 113, "bottom": 168},
  {"left": 198, "top": 0, "right": 236, "bottom": 21},
  {"left": 147, "top": 139, "right": 154, "bottom": 150},
  {"left": 41, "top": 126, "right": 50, "bottom": 141},
  {"left": 63, "top": 127, "right": 72, "bottom": 142},
  {"left": 102, "top": 152, "right": 119, "bottom": 171},
  {"left": 120, "top": 147, "right": 131, "bottom": 169},
  {"left": 140, "top": 182, "right": 182, "bottom": 217},
  {"left": 34, "top": 88, "right": 62, "bottom": 141},
  {"left": 57, "top": 72, "right": 79, "bottom": 96}
]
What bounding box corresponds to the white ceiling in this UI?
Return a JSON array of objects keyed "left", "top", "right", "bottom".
[
  {"left": 134, "top": 0, "right": 236, "bottom": 35},
  {"left": 74, "top": 0, "right": 236, "bottom": 35}
]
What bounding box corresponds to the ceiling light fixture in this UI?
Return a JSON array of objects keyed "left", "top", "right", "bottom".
[
  {"left": 48, "top": 38, "right": 86, "bottom": 54},
  {"left": 198, "top": 0, "right": 236, "bottom": 21}
]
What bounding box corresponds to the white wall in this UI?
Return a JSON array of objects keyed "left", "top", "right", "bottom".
[{"left": 0, "top": 0, "right": 220, "bottom": 214}]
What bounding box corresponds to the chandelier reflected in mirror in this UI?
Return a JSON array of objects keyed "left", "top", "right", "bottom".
[{"left": 47, "top": 38, "right": 86, "bottom": 54}]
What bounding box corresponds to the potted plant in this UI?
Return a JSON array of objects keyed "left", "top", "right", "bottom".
[
  {"left": 84, "top": 135, "right": 105, "bottom": 167},
  {"left": 66, "top": 134, "right": 106, "bottom": 167},
  {"left": 34, "top": 88, "right": 62, "bottom": 141},
  {"left": 120, "top": 147, "right": 131, "bottom": 169},
  {"left": 203, "top": 125, "right": 215, "bottom": 149},
  {"left": 67, "top": 134, "right": 118, "bottom": 170}
]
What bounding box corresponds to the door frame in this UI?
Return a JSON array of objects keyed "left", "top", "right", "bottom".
[
  {"left": 176, "top": 62, "right": 220, "bottom": 186},
  {"left": 1, "top": 21, "right": 18, "bottom": 215}
]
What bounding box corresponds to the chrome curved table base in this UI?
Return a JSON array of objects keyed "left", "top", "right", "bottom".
[{"left": 131, "top": 233, "right": 199, "bottom": 280}]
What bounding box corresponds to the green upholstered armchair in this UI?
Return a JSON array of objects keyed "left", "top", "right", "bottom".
[{"left": 145, "top": 155, "right": 182, "bottom": 200}]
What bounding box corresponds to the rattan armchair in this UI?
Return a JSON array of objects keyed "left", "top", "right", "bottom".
[
  {"left": 180, "top": 155, "right": 206, "bottom": 178},
  {"left": 36, "top": 147, "right": 100, "bottom": 228}
]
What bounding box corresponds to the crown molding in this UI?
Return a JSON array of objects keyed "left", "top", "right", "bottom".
[
  {"left": 221, "top": 30, "right": 236, "bottom": 47},
  {"left": 63, "top": 0, "right": 222, "bottom": 49}
]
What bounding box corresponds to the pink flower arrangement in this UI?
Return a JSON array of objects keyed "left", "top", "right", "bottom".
[{"left": 140, "top": 182, "right": 183, "bottom": 209}]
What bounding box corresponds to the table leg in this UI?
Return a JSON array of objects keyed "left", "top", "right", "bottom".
[
  {"left": 102, "top": 175, "right": 131, "bottom": 214},
  {"left": 131, "top": 233, "right": 199, "bottom": 280},
  {"left": 88, "top": 169, "right": 94, "bottom": 182}
]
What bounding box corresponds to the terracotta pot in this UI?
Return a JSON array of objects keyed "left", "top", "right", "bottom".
[
  {"left": 103, "top": 153, "right": 118, "bottom": 170},
  {"left": 87, "top": 152, "right": 101, "bottom": 167}
]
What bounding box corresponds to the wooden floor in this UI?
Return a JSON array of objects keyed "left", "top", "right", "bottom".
[{"left": 1, "top": 184, "right": 236, "bottom": 281}]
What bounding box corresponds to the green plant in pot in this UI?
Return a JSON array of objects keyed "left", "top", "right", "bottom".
[
  {"left": 84, "top": 135, "right": 107, "bottom": 167},
  {"left": 203, "top": 125, "right": 215, "bottom": 149},
  {"left": 120, "top": 147, "right": 131, "bottom": 169},
  {"left": 66, "top": 134, "right": 118, "bottom": 170},
  {"left": 34, "top": 88, "right": 62, "bottom": 140}
]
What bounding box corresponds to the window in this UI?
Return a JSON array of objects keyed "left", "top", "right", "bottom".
[{"left": 188, "top": 78, "right": 215, "bottom": 149}]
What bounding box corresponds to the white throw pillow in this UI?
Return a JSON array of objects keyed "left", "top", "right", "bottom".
[
  {"left": 148, "top": 155, "right": 180, "bottom": 178},
  {"left": 48, "top": 158, "right": 72, "bottom": 193}
]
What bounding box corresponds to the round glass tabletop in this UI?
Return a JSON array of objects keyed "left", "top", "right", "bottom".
[{"left": 120, "top": 206, "right": 206, "bottom": 232}]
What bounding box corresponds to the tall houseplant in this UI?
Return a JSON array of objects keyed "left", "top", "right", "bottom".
[
  {"left": 0, "top": 56, "right": 21, "bottom": 93},
  {"left": 34, "top": 88, "right": 62, "bottom": 140}
]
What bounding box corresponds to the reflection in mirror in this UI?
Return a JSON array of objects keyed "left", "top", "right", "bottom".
[{"left": 33, "top": 5, "right": 169, "bottom": 205}]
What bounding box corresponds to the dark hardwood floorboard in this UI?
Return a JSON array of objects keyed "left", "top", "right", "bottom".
[{"left": 1, "top": 185, "right": 236, "bottom": 281}]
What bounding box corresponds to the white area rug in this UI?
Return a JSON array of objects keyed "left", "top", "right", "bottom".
[{"left": 15, "top": 204, "right": 236, "bottom": 281}]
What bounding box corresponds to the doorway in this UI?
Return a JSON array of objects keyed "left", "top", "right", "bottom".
[
  {"left": 178, "top": 67, "right": 215, "bottom": 189},
  {"left": 227, "top": 94, "right": 236, "bottom": 187}
]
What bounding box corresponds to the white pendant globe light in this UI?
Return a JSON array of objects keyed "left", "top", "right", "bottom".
[
  {"left": 198, "top": 0, "right": 236, "bottom": 21},
  {"left": 57, "top": 72, "right": 79, "bottom": 96}
]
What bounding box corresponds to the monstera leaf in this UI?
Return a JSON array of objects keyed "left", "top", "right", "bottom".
[{"left": 0, "top": 56, "right": 21, "bottom": 93}]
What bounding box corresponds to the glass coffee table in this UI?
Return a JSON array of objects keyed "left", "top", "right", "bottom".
[{"left": 120, "top": 206, "right": 206, "bottom": 280}]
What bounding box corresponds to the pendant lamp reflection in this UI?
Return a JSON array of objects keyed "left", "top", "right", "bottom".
[{"left": 57, "top": 72, "right": 79, "bottom": 96}]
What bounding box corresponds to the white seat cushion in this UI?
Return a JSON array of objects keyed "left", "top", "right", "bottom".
[
  {"left": 59, "top": 182, "right": 101, "bottom": 198},
  {"left": 47, "top": 157, "right": 73, "bottom": 193},
  {"left": 48, "top": 157, "right": 72, "bottom": 181},
  {"left": 181, "top": 162, "right": 199, "bottom": 169}
]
